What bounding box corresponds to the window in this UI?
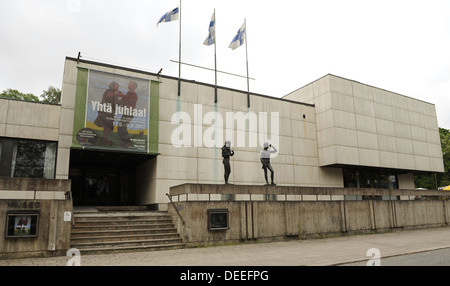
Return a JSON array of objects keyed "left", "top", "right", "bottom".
[
  {"left": 0, "top": 138, "right": 57, "bottom": 179},
  {"left": 343, "top": 168, "right": 398, "bottom": 189}
]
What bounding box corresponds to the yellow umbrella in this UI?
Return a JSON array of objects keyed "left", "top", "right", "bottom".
[{"left": 444, "top": 185, "right": 450, "bottom": 191}]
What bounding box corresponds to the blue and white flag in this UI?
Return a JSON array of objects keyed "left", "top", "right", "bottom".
[
  {"left": 156, "top": 7, "right": 179, "bottom": 27},
  {"left": 203, "top": 11, "right": 215, "bottom": 46},
  {"left": 228, "top": 22, "right": 245, "bottom": 50}
]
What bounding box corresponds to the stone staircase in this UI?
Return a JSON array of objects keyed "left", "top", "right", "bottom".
[{"left": 70, "top": 206, "right": 185, "bottom": 255}]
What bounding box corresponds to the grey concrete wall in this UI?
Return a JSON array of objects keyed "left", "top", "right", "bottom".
[
  {"left": 170, "top": 200, "right": 450, "bottom": 247},
  {"left": 284, "top": 74, "right": 444, "bottom": 173},
  {"left": 61, "top": 58, "right": 344, "bottom": 206},
  {"left": 168, "top": 184, "right": 450, "bottom": 246},
  {"left": 0, "top": 178, "right": 72, "bottom": 259},
  {"left": 0, "top": 98, "right": 60, "bottom": 141}
]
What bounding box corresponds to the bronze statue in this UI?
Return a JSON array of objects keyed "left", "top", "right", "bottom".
[
  {"left": 260, "top": 142, "right": 277, "bottom": 185},
  {"left": 221, "top": 140, "right": 234, "bottom": 184}
]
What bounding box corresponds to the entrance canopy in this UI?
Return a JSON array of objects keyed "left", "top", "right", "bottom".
[{"left": 69, "top": 148, "right": 156, "bottom": 167}]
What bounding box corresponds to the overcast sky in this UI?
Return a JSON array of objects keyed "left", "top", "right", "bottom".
[{"left": 1, "top": 0, "right": 449, "bottom": 129}]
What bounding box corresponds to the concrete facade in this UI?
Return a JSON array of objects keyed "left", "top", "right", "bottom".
[
  {"left": 168, "top": 184, "right": 450, "bottom": 246},
  {"left": 0, "top": 57, "right": 446, "bottom": 258},
  {"left": 0, "top": 100, "right": 71, "bottom": 258},
  {"left": 0, "top": 178, "right": 72, "bottom": 259},
  {"left": 284, "top": 75, "right": 444, "bottom": 173},
  {"left": 1, "top": 57, "right": 445, "bottom": 208},
  {"left": 0, "top": 99, "right": 60, "bottom": 141},
  {"left": 59, "top": 58, "right": 345, "bottom": 207}
]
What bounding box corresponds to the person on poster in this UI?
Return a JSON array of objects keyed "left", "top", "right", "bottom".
[
  {"left": 222, "top": 140, "right": 234, "bottom": 184},
  {"left": 260, "top": 142, "right": 277, "bottom": 186},
  {"left": 117, "top": 81, "right": 138, "bottom": 148},
  {"left": 15, "top": 216, "right": 29, "bottom": 234},
  {"left": 94, "top": 81, "right": 120, "bottom": 146}
]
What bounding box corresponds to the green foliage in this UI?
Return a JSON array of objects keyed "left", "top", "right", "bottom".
[
  {"left": 0, "top": 88, "right": 39, "bottom": 102},
  {"left": 40, "top": 86, "right": 61, "bottom": 104},
  {"left": 0, "top": 86, "right": 61, "bottom": 104},
  {"left": 414, "top": 127, "right": 450, "bottom": 189},
  {"left": 438, "top": 127, "right": 450, "bottom": 186}
]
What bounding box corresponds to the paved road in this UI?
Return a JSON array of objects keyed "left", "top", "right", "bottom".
[
  {"left": 1, "top": 226, "right": 450, "bottom": 267},
  {"left": 342, "top": 247, "right": 450, "bottom": 266}
]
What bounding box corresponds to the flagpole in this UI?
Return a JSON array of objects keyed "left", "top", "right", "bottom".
[
  {"left": 244, "top": 18, "right": 250, "bottom": 108},
  {"left": 214, "top": 9, "right": 217, "bottom": 103},
  {"left": 178, "top": 0, "right": 182, "bottom": 96}
]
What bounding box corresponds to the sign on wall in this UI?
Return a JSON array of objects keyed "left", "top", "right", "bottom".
[
  {"left": 207, "top": 209, "right": 229, "bottom": 230},
  {"left": 5, "top": 211, "right": 40, "bottom": 238},
  {"left": 72, "top": 68, "right": 159, "bottom": 154}
]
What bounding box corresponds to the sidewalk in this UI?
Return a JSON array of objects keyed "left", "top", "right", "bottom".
[{"left": 1, "top": 226, "right": 450, "bottom": 266}]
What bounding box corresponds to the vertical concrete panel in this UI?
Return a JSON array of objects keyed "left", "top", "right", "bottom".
[
  {"left": 372, "top": 201, "right": 394, "bottom": 230},
  {"left": 344, "top": 201, "right": 372, "bottom": 231}
]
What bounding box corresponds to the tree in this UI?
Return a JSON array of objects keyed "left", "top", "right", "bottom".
[
  {"left": 437, "top": 127, "right": 450, "bottom": 186},
  {"left": 0, "top": 86, "right": 61, "bottom": 104},
  {"left": 0, "top": 88, "right": 39, "bottom": 102},
  {"left": 414, "top": 127, "right": 450, "bottom": 189},
  {"left": 40, "top": 86, "right": 61, "bottom": 104}
]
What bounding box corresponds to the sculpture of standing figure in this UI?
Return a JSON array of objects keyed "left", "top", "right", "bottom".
[
  {"left": 260, "top": 142, "right": 277, "bottom": 186},
  {"left": 221, "top": 140, "right": 234, "bottom": 184}
]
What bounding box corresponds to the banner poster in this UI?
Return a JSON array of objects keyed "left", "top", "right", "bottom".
[{"left": 75, "top": 69, "right": 151, "bottom": 153}]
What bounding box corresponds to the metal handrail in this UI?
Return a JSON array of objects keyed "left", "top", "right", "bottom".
[{"left": 166, "top": 193, "right": 185, "bottom": 226}]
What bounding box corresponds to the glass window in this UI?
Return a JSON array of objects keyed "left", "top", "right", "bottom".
[
  {"left": 0, "top": 138, "right": 57, "bottom": 179},
  {"left": 343, "top": 168, "right": 398, "bottom": 189},
  {"left": 343, "top": 169, "right": 359, "bottom": 187}
]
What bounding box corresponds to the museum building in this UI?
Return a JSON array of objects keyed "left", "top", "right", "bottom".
[{"left": 0, "top": 56, "right": 445, "bottom": 210}]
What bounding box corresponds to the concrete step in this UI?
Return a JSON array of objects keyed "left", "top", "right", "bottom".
[
  {"left": 73, "top": 218, "right": 174, "bottom": 225},
  {"left": 71, "top": 232, "right": 181, "bottom": 244},
  {"left": 72, "top": 242, "right": 186, "bottom": 255},
  {"left": 95, "top": 206, "right": 152, "bottom": 212},
  {"left": 71, "top": 228, "right": 177, "bottom": 237},
  {"left": 73, "top": 210, "right": 169, "bottom": 218},
  {"left": 70, "top": 208, "right": 185, "bottom": 255},
  {"left": 72, "top": 237, "right": 183, "bottom": 247},
  {"left": 71, "top": 223, "right": 175, "bottom": 232},
  {"left": 73, "top": 206, "right": 152, "bottom": 213}
]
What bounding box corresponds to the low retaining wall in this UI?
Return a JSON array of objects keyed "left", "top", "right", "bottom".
[
  {"left": 0, "top": 178, "right": 72, "bottom": 259},
  {"left": 168, "top": 184, "right": 450, "bottom": 246}
]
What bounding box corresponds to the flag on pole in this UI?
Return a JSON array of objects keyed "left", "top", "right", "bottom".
[
  {"left": 203, "top": 10, "right": 218, "bottom": 102},
  {"left": 203, "top": 11, "right": 215, "bottom": 46},
  {"left": 228, "top": 22, "right": 245, "bottom": 50},
  {"left": 156, "top": 7, "right": 179, "bottom": 27},
  {"left": 229, "top": 20, "right": 250, "bottom": 107},
  {"left": 156, "top": 3, "right": 182, "bottom": 96}
]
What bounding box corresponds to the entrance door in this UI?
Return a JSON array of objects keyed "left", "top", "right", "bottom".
[
  {"left": 69, "top": 149, "right": 153, "bottom": 206},
  {"left": 70, "top": 165, "right": 135, "bottom": 206}
]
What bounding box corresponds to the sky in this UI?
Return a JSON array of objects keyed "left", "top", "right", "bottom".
[{"left": 1, "top": 0, "right": 449, "bottom": 129}]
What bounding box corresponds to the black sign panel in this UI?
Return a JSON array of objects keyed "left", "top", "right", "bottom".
[{"left": 208, "top": 209, "right": 229, "bottom": 230}]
